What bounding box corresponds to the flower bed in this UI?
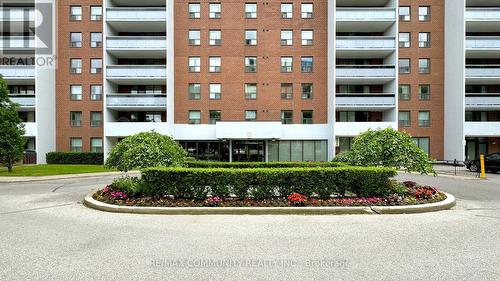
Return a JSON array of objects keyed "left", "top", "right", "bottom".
[{"left": 93, "top": 180, "right": 447, "bottom": 208}]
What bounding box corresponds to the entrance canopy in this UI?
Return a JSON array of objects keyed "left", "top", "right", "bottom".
[{"left": 215, "top": 121, "right": 282, "bottom": 139}]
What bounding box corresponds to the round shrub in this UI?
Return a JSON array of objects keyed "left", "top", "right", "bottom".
[{"left": 104, "top": 132, "right": 187, "bottom": 172}]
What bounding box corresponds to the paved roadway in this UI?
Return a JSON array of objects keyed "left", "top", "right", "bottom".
[{"left": 0, "top": 173, "right": 499, "bottom": 281}]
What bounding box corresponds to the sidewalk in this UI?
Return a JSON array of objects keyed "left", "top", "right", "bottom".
[{"left": 0, "top": 171, "right": 139, "bottom": 183}]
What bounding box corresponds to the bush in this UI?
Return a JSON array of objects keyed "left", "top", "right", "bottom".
[
  {"left": 46, "top": 152, "right": 103, "bottom": 165},
  {"left": 139, "top": 166, "right": 397, "bottom": 199},
  {"left": 332, "top": 128, "right": 435, "bottom": 175},
  {"left": 111, "top": 176, "right": 148, "bottom": 196},
  {"left": 104, "top": 132, "right": 187, "bottom": 172},
  {"left": 185, "top": 161, "right": 344, "bottom": 169}
]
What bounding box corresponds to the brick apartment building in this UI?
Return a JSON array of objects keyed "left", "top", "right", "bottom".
[{"left": 1, "top": 0, "right": 499, "bottom": 164}]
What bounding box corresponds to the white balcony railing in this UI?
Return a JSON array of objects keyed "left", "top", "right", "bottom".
[
  {"left": 336, "top": 65, "right": 396, "bottom": 78},
  {"left": 335, "top": 121, "right": 397, "bottom": 136},
  {"left": 23, "top": 122, "right": 37, "bottom": 137},
  {"left": 106, "top": 36, "right": 166, "bottom": 50},
  {"left": 466, "top": 66, "right": 500, "bottom": 78},
  {"left": 335, "top": 94, "right": 396, "bottom": 108},
  {"left": 465, "top": 122, "right": 500, "bottom": 137},
  {"left": 106, "top": 94, "right": 166, "bottom": 108},
  {"left": 0, "top": 66, "right": 35, "bottom": 79},
  {"left": 106, "top": 65, "right": 166, "bottom": 79},
  {"left": 466, "top": 8, "right": 500, "bottom": 21},
  {"left": 105, "top": 122, "right": 169, "bottom": 137},
  {"left": 0, "top": 36, "right": 35, "bottom": 49},
  {"left": 466, "top": 37, "right": 500, "bottom": 49},
  {"left": 465, "top": 94, "right": 500, "bottom": 109},
  {"left": 336, "top": 36, "right": 395, "bottom": 49},
  {"left": 106, "top": 8, "right": 166, "bottom": 21},
  {"left": 9, "top": 95, "right": 35, "bottom": 107},
  {"left": 0, "top": 8, "right": 35, "bottom": 21},
  {"left": 336, "top": 8, "right": 396, "bottom": 22}
]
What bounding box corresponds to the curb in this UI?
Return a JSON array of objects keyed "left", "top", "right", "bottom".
[
  {"left": 83, "top": 192, "right": 456, "bottom": 216},
  {"left": 0, "top": 171, "right": 139, "bottom": 183}
]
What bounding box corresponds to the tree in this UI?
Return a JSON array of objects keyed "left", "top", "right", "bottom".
[
  {"left": 333, "top": 128, "right": 435, "bottom": 174},
  {"left": 0, "top": 76, "right": 26, "bottom": 172},
  {"left": 104, "top": 131, "right": 187, "bottom": 172}
]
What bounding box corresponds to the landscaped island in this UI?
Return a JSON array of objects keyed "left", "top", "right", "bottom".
[{"left": 93, "top": 161, "right": 446, "bottom": 208}]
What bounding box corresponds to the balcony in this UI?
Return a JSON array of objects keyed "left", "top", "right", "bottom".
[
  {"left": 0, "top": 66, "right": 35, "bottom": 82},
  {"left": 0, "top": 36, "right": 35, "bottom": 51},
  {"left": 336, "top": 8, "right": 396, "bottom": 32},
  {"left": 465, "top": 94, "right": 500, "bottom": 110},
  {"left": 105, "top": 122, "right": 169, "bottom": 137},
  {"left": 466, "top": 36, "right": 500, "bottom": 58},
  {"left": 106, "top": 8, "right": 166, "bottom": 32},
  {"left": 335, "top": 94, "right": 396, "bottom": 109},
  {"left": 466, "top": 66, "right": 500, "bottom": 84},
  {"left": 106, "top": 94, "right": 166, "bottom": 110},
  {"left": 106, "top": 36, "right": 166, "bottom": 58},
  {"left": 465, "top": 122, "right": 500, "bottom": 137},
  {"left": 335, "top": 121, "right": 397, "bottom": 137},
  {"left": 336, "top": 36, "right": 395, "bottom": 58},
  {"left": 106, "top": 65, "right": 166, "bottom": 84},
  {"left": 23, "top": 122, "right": 37, "bottom": 137},
  {"left": 336, "top": 65, "right": 396, "bottom": 84},
  {"left": 466, "top": 8, "right": 500, "bottom": 32},
  {"left": 9, "top": 95, "right": 35, "bottom": 108}
]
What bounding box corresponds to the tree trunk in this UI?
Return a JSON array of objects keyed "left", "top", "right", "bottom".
[{"left": 7, "top": 162, "right": 13, "bottom": 172}]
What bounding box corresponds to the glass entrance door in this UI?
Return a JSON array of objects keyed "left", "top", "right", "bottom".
[{"left": 232, "top": 140, "right": 265, "bottom": 162}]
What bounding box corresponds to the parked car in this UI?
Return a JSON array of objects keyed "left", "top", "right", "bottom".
[{"left": 465, "top": 152, "right": 500, "bottom": 173}]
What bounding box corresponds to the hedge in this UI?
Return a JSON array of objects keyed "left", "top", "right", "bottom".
[
  {"left": 184, "top": 161, "right": 345, "bottom": 169},
  {"left": 46, "top": 152, "right": 104, "bottom": 165},
  {"left": 139, "top": 166, "right": 397, "bottom": 199}
]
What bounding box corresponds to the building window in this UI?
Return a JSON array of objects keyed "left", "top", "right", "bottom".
[
  {"left": 281, "top": 57, "right": 293, "bottom": 72},
  {"left": 419, "top": 32, "right": 430, "bottom": 48},
  {"left": 418, "top": 111, "right": 430, "bottom": 127},
  {"left": 301, "top": 110, "right": 313, "bottom": 124},
  {"left": 399, "top": 6, "right": 410, "bottom": 21},
  {"left": 189, "top": 83, "right": 201, "bottom": 100},
  {"left": 419, "top": 6, "right": 430, "bottom": 21},
  {"left": 70, "top": 6, "right": 82, "bottom": 21},
  {"left": 90, "top": 138, "right": 103, "bottom": 153},
  {"left": 245, "top": 83, "right": 257, "bottom": 99},
  {"left": 70, "top": 59, "right": 82, "bottom": 74},
  {"left": 189, "top": 111, "right": 201, "bottom": 124},
  {"left": 189, "top": 3, "right": 201, "bottom": 18},
  {"left": 90, "top": 59, "right": 102, "bottom": 74},
  {"left": 281, "top": 83, "right": 293, "bottom": 99},
  {"left": 189, "top": 57, "right": 201, "bottom": 72},
  {"left": 245, "top": 3, "right": 257, "bottom": 18},
  {"left": 188, "top": 30, "right": 201, "bottom": 45},
  {"left": 209, "top": 30, "right": 221, "bottom": 45},
  {"left": 245, "top": 30, "right": 257, "bottom": 45},
  {"left": 281, "top": 30, "right": 293, "bottom": 46},
  {"left": 90, "top": 32, "right": 102, "bottom": 48},
  {"left": 419, "top": 58, "right": 430, "bottom": 74},
  {"left": 412, "top": 137, "right": 430, "bottom": 155},
  {"left": 90, "top": 111, "right": 102, "bottom": 127},
  {"left": 301, "top": 30, "right": 313, "bottom": 46},
  {"left": 399, "top": 59, "right": 410, "bottom": 74},
  {"left": 399, "top": 111, "right": 411, "bottom": 127},
  {"left": 209, "top": 83, "right": 221, "bottom": 99},
  {"left": 399, "top": 32, "right": 410, "bottom": 48},
  {"left": 209, "top": 3, "right": 221, "bottom": 18},
  {"left": 90, "top": 6, "right": 102, "bottom": 21},
  {"left": 301, "top": 57, "right": 313, "bottom": 73},
  {"left": 245, "top": 57, "right": 257, "bottom": 72},
  {"left": 281, "top": 110, "right": 293, "bottom": 124},
  {"left": 209, "top": 57, "right": 221, "bottom": 73},
  {"left": 70, "top": 32, "right": 82, "bottom": 48},
  {"left": 281, "top": 3, "right": 293, "bottom": 19},
  {"left": 338, "top": 112, "right": 355, "bottom": 122},
  {"left": 209, "top": 110, "right": 221, "bottom": 124},
  {"left": 70, "top": 85, "right": 82, "bottom": 101},
  {"left": 90, "top": 85, "right": 102, "bottom": 101},
  {"left": 301, "top": 83, "right": 313, "bottom": 99},
  {"left": 399, "top": 85, "right": 411, "bottom": 100},
  {"left": 70, "top": 138, "right": 83, "bottom": 152},
  {"left": 245, "top": 110, "right": 257, "bottom": 121},
  {"left": 419, "top": 85, "right": 430, "bottom": 100},
  {"left": 145, "top": 112, "right": 162, "bottom": 122},
  {"left": 268, "top": 140, "right": 327, "bottom": 162},
  {"left": 301, "top": 3, "right": 313, "bottom": 18},
  {"left": 70, "top": 111, "right": 82, "bottom": 127}
]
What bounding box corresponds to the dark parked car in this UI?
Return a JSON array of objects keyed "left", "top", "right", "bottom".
[{"left": 465, "top": 152, "right": 500, "bottom": 173}]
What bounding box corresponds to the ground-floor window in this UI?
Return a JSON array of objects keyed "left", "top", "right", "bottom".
[
  {"left": 466, "top": 137, "right": 488, "bottom": 161},
  {"left": 336, "top": 137, "right": 354, "bottom": 154},
  {"left": 412, "top": 137, "right": 430, "bottom": 155},
  {"left": 268, "top": 140, "right": 327, "bottom": 162},
  {"left": 179, "top": 141, "right": 230, "bottom": 161}
]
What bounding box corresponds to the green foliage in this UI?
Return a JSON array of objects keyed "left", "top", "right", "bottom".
[
  {"left": 138, "top": 166, "right": 397, "bottom": 199},
  {"left": 184, "top": 161, "right": 344, "bottom": 169},
  {"left": 332, "top": 128, "right": 435, "bottom": 174},
  {"left": 46, "top": 152, "right": 103, "bottom": 165},
  {"left": 0, "top": 76, "right": 26, "bottom": 172},
  {"left": 111, "top": 176, "right": 147, "bottom": 195},
  {"left": 104, "top": 131, "right": 187, "bottom": 172}
]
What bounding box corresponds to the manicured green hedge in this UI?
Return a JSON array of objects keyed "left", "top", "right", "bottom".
[
  {"left": 140, "top": 166, "right": 396, "bottom": 199},
  {"left": 184, "top": 161, "right": 345, "bottom": 169},
  {"left": 46, "top": 152, "right": 104, "bottom": 165}
]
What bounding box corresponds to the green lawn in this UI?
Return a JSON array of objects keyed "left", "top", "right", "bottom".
[{"left": 0, "top": 165, "right": 115, "bottom": 177}]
